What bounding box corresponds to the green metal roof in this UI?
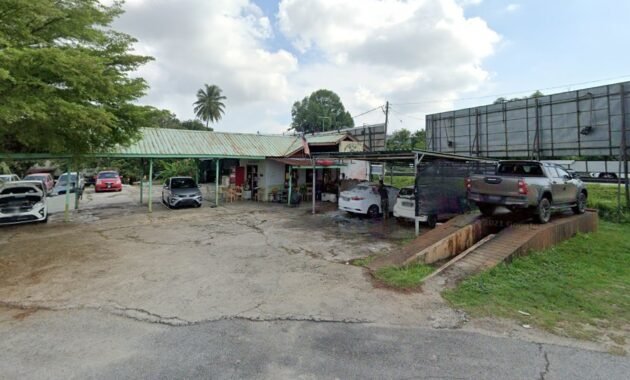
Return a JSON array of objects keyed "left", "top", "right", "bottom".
[
  {"left": 0, "top": 128, "right": 355, "bottom": 160},
  {"left": 110, "top": 128, "right": 303, "bottom": 158}
]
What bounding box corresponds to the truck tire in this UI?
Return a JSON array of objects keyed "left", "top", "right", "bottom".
[
  {"left": 478, "top": 203, "right": 496, "bottom": 217},
  {"left": 534, "top": 197, "right": 551, "bottom": 224},
  {"left": 572, "top": 191, "right": 587, "bottom": 214}
]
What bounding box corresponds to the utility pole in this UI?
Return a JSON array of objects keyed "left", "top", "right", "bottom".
[{"left": 384, "top": 101, "right": 390, "bottom": 148}]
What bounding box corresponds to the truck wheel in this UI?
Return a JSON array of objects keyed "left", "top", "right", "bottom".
[
  {"left": 478, "top": 203, "right": 496, "bottom": 217},
  {"left": 572, "top": 191, "right": 587, "bottom": 214},
  {"left": 534, "top": 197, "right": 551, "bottom": 224}
]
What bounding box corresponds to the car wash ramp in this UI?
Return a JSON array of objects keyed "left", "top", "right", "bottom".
[{"left": 368, "top": 211, "right": 599, "bottom": 280}]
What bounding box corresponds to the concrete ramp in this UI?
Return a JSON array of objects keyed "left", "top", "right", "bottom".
[
  {"left": 369, "top": 210, "right": 599, "bottom": 280},
  {"left": 435, "top": 211, "right": 598, "bottom": 281}
]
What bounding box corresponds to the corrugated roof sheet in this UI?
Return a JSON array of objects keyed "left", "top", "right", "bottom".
[{"left": 111, "top": 128, "right": 305, "bottom": 158}]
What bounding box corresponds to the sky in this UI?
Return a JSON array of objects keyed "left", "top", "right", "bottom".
[{"left": 112, "top": 0, "right": 630, "bottom": 134}]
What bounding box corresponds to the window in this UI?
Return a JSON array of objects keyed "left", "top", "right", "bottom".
[
  {"left": 555, "top": 166, "right": 570, "bottom": 178},
  {"left": 98, "top": 172, "right": 119, "bottom": 179},
  {"left": 170, "top": 178, "right": 197, "bottom": 189},
  {"left": 497, "top": 163, "right": 544, "bottom": 177}
]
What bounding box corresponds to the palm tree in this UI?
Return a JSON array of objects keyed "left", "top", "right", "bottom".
[{"left": 193, "top": 84, "right": 226, "bottom": 128}]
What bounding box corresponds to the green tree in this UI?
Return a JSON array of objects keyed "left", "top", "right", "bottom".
[
  {"left": 386, "top": 129, "right": 412, "bottom": 150},
  {"left": 386, "top": 128, "right": 426, "bottom": 150},
  {"left": 0, "top": 0, "right": 153, "bottom": 155},
  {"left": 411, "top": 129, "right": 426, "bottom": 150},
  {"left": 140, "top": 106, "right": 212, "bottom": 131},
  {"left": 180, "top": 119, "right": 209, "bottom": 131},
  {"left": 290, "top": 89, "right": 354, "bottom": 133},
  {"left": 193, "top": 84, "right": 226, "bottom": 128}
]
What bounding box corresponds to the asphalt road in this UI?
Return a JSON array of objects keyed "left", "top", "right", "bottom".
[{"left": 1, "top": 309, "right": 627, "bottom": 380}]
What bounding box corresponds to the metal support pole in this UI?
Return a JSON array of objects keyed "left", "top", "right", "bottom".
[
  {"left": 215, "top": 159, "right": 220, "bottom": 206},
  {"left": 195, "top": 159, "right": 199, "bottom": 184},
  {"left": 389, "top": 163, "right": 393, "bottom": 185},
  {"left": 621, "top": 83, "right": 629, "bottom": 208},
  {"left": 287, "top": 166, "right": 292, "bottom": 206},
  {"left": 139, "top": 158, "right": 144, "bottom": 204},
  {"left": 148, "top": 159, "right": 153, "bottom": 213},
  {"left": 64, "top": 162, "right": 71, "bottom": 222},
  {"left": 312, "top": 159, "right": 316, "bottom": 215}
]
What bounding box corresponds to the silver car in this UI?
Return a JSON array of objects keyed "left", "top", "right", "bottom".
[{"left": 162, "top": 177, "right": 203, "bottom": 208}]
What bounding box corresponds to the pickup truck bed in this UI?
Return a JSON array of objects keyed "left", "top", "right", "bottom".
[{"left": 466, "top": 160, "right": 587, "bottom": 223}]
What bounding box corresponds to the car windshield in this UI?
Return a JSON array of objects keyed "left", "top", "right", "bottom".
[
  {"left": 24, "top": 175, "right": 45, "bottom": 180},
  {"left": 351, "top": 184, "right": 373, "bottom": 192},
  {"left": 399, "top": 187, "right": 414, "bottom": 196},
  {"left": 171, "top": 178, "right": 197, "bottom": 189},
  {"left": 497, "top": 163, "right": 544, "bottom": 176},
  {"left": 1, "top": 186, "right": 39, "bottom": 195},
  {"left": 98, "top": 172, "right": 118, "bottom": 179},
  {"left": 57, "top": 174, "right": 77, "bottom": 184}
]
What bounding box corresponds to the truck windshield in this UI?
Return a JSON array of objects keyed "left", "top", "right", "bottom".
[{"left": 497, "top": 163, "right": 544, "bottom": 176}]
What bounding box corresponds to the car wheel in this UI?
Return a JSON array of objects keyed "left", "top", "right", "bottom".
[
  {"left": 572, "top": 191, "right": 587, "bottom": 214},
  {"left": 426, "top": 214, "right": 437, "bottom": 229},
  {"left": 478, "top": 203, "right": 496, "bottom": 217},
  {"left": 534, "top": 197, "right": 552, "bottom": 224},
  {"left": 367, "top": 205, "right": 379, "bottom": 218}
]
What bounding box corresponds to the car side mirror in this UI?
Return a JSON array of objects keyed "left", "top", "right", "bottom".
[{"left": 563, "top": 174, "right": 571, "bottom": 180}]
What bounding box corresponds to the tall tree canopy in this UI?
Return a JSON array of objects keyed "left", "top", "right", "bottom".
[
  {"left": 386, "top": 129, "right": 426, "bottom": 151},
  {"left": 0, "top": 0, "right": 153, "bottom": 155},
  {"left": 140, "top": 106, "right": 211, "bottom": 131},
  {"left": 290, "top": 89, "right": 354, "bottom": 133},
  {"left": 193, "top": 84, "right": 226, "bottom": 128}
]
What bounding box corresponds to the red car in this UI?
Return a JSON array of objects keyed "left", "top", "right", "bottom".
[{"left": 95, "top": 171, "right": 123, "bottom": 192}]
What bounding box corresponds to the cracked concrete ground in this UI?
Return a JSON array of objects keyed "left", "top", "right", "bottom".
[
  {"left": 0, "top": 186, "right": 460, "bottom": 328},
  {"left": 1, "top": 186, "right": 628, "bottom": 378}
]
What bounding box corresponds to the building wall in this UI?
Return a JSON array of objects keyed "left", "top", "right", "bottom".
[
  {"left": 426, "top": 81, "right": 630, "bottom": 159},
  {"left": 263, "top": 160, "right": 286, "bottom": 199},
  {"left": 341, "top": 160, "right": 368, "bottom": 180}
]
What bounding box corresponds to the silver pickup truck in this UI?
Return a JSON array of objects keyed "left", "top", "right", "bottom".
[{"left": 466, "top": 160, "right": 587, "bottom": 223}]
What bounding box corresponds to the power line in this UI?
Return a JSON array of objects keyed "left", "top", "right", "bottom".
[
  {"left": 390, "top": 74, "right": 630, "bottom": 106},
  {"left": 389, "top": 107, "right": 424, "bottom": 122},
  {"left": 351, "top": 105, "right": 384, "bottom": 119}
]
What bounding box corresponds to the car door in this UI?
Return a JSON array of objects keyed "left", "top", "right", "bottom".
[
  {"left": 546, "top": 166, "right": 568, "bottom": 204},
  {"left": 555, "top": 166, "right": 578, "bottom": 204},
  {"left": 162, "top": 179, "right": 169, "bottom": 201}
]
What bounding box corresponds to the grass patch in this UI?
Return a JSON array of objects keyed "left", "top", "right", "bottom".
[
  {"left": 586, "top": 184, "right": 630, "bottom": 223},
  {"left": 350, "top": 255, "right": 377, "bottom": 267},
  {"left": 375, "top": 263, "right": 434, "bottom": 289},
  {"left": 443, "top": 222, "right": 630, "bottom": 340}
]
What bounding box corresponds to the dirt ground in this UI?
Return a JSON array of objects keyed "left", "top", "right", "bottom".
[{"left": 0, "top": 186, "right": 616, "bottom": 353}]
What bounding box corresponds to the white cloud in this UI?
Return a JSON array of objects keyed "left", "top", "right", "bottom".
[
  {"left": 113, "top": 0, "right": 298, "bottom": 132},
  {"left": 505, "top": 3, "right": 521, "bottom": 13},
  {"left": 457, "top": 0, "right": 483, "bottom": 6},
  {"left": 278, "top": 0, "right": 500, "bottom": 130},
  {"left": 112, "top": 0, "right": 500, "bottom": 133}
]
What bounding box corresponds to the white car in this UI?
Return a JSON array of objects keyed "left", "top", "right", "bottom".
[
  {"left": 393, "top": 186, "right": 416, "bottom": 221},
  {"left": 338, "top": 182, "right": 399, "bottom": 217},
  {"left": 0, "top": 174, "right": 20, "bottom": 183},
  {"left": 0, "top": 181, "right": 48, "bottom": 225}
]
